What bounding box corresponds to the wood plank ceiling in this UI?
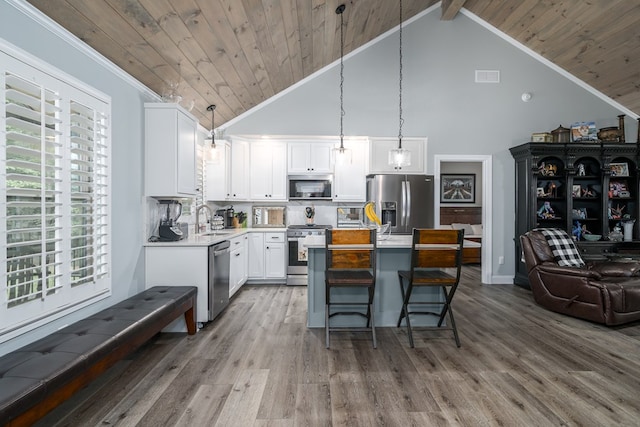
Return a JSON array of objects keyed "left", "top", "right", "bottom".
[{"left": 25, "top": 0, "right": 640, "bottom": 129}]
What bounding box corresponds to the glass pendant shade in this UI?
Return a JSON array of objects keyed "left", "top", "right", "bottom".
[
  {"left": 389, "top": 145, "right": 411, "bottom": 167},
  {"left": 333, "top": 138, "right": 352, "bottom": 165}
]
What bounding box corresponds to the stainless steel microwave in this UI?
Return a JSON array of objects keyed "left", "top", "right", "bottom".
[{"left": 288, "top": 175, "right": 332, "bottom": 200}]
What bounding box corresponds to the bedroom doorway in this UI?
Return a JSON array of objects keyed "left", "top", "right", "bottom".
[{"left": 434, "top": 155, "right": 492, "bottom": 284}]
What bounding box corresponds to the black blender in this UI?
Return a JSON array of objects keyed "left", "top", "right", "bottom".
[{"left": 158, "top": 200, "right": 185, "bottom": 241}]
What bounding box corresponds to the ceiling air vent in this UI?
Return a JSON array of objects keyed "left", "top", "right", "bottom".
[{"left": 475, "top": 70, "right": 500, "bottom": 83}]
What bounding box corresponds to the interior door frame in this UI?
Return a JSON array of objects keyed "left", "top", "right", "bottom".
[{"left": 434, "top": 154, "right": 493, "bottom": 284}]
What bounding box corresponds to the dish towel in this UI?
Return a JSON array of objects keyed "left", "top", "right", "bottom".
[{"left": 298, "top": 238, "right": 308, "bottom": 261}]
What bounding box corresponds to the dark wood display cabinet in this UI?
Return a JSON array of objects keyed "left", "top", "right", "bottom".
[{"left": 510, "top": 142, "right": 640, "bottom": 287}]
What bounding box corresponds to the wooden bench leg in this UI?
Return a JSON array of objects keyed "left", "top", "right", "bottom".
[{"left": 184, "top": 305, "right": 197, "bottom": 335}]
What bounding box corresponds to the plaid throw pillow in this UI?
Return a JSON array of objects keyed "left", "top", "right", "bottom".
[{"left": 536, "top": 228, "right": 585, "bottom": 267}]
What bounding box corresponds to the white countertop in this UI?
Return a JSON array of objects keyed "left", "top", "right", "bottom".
[
  {"left": 302, "top": 234, "right": 481, "bottom": 249},
  {"left": 144, "top": 227, "right": 287, "bottom": 247}
]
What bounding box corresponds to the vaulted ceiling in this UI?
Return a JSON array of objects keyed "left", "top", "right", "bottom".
[{"left": 25, "top": 0, "right": 640, "bottom": 128}]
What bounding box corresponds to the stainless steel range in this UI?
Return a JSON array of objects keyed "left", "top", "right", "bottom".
[{"left": 286, "top": 224, "right": 331, "bottom": 286}]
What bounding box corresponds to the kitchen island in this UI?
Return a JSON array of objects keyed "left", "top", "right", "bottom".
[{"left": 303, "top": 234, "right": 480, "bottom": 328}]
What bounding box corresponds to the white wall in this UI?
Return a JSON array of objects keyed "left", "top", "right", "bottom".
[
  {"left": 223, "top": 8, "right": 633, "bottom": 280},
  {"left": 0, "top": 1, "right": 153, "bottom": 354}
]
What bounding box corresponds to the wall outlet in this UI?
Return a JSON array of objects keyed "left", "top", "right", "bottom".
[{"left": 498, "top": 256, "right": 504, "bottom": 265}]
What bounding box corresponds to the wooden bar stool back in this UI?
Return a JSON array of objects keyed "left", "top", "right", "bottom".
[
  {"left": 397, "top": 228, "right": 464, "bottom": 348},
  {"left": 325, "top": 228, "right": 377, "bottom": 348}
]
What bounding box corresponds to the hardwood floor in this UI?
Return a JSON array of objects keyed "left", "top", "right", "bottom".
[{"left": 35, "top": 266, "right": 640, "bottom": 426}]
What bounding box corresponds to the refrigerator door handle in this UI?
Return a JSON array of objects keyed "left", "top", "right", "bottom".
[
  {"left": 406, "top": 180, "right": 411, "bottom": 227},
  {"left": 401, "top": 180, "right": 407, "bottom": 226}
]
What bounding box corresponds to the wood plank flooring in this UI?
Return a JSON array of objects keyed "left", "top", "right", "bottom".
[{"left": 35, "top": 266, "right": 640, "bottom": 426}]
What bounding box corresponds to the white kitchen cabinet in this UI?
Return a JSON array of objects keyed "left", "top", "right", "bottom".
[
  {"left": 247, "top": 231, "right": 286, "bottom": 282},
  {"left": 288, "top": 142, "right": 334, "bottom": 174},
  {"left": 265, "top": 239, "right": 286, "bottom": 278},
  {"left": 205, "top": 141, "right": 230, "bottom": 201},
  {"left": 229, "top": 234, "right": 248, "bottom": 297},
  {"left": 247, "top": 232, "right": 265, "bottom": 278},
  {"left": 145, "top": 246, "right": 209, "bottom": 324},
  {"left": 250, "top": 141, "right": 287, "bottom": 200},
  {"left": 369, "top": 137, "right": 426, "bottom": 174},
  {"left": 333, "top": 139, "right": 369, "bottom": 202},
  {"left": 229, "top": 138, "right": 250, "bottom": 200},
  {"left": 144, "top": 103, "right": 198, "bottom": 197}
]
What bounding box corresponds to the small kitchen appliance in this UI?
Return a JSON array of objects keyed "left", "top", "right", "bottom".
[
  {"left": 288, "top": 175, "right": 332, "bottom": 200},
  {"left": 158, "top": 200, "right": 186, "bottom": 241},
  {"left": 215, "top": 206, "right": 236, "bottom": 229}
]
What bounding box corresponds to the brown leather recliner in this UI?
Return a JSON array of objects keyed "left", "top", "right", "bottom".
[{"left": 520, "top": 230, "right": 640, "bottom": 325}]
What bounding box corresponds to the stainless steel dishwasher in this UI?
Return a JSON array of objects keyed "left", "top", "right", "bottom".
[{"left": 208, "top": 240, "right": 230, "bottom": 320}]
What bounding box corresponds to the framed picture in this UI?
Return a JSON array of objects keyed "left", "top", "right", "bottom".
[
  {"left": 610, "top": 162, "right": 629, "bottom": 177},
  {"left": 571, "top": 121, "right": 597, "bottom": 142},
  {"left": 441, "top": 174, "right": 475, "bottom": 203},
  {"left": 572, "top": 185, "right": 581, "bottom": 198}
]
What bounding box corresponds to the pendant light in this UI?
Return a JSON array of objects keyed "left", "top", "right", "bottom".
[
  {"left": 205, "top": 104, "right": 216, "bottom": 146},
  {"left": 205, "top": 104, "right": 219, "bottom": 162},
  {"left": 388, "top": 0, "right": 411, "bottom": 167},
  {"left": 332, "top": 3, "right": 351, "bottom": 165}
]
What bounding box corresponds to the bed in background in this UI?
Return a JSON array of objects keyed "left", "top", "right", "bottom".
[{"left": 440, "top": 206, "right": 482, "bottom": 264}]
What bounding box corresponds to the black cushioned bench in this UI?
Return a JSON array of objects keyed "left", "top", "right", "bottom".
[{"left": 0, "top": 285, "right": 197, "bottom": 427}]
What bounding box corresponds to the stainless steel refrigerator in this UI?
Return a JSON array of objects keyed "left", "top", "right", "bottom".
[{"left": 366, "top": 174, "right": 434, "bottom": 234}]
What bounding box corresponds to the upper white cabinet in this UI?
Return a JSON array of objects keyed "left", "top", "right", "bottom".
[
  {"left": 205, "top": 141, "right": 230, "bottom": 201},
  {"left": 333, "top": 138, "right": 369, "bottom": 202},
  {"left": 144, "top": 103, "right": 198, "bottom": 197},
  {"left": 229, "top": 138, "right": 250, "bottom": 200},
  {"left": 288, "top": 142, "right": 334, "bottom": 174},
  {"left": 369, "top": 137, "right": 426, "bottom": 174},
  {"left": 250, "top": 141, "right": 287, "bottom": 200}
]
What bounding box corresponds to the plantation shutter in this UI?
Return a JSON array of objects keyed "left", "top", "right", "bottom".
[
  {"left": 5, "top": 72, "right": 64, "bottom": 308},
  {"left": 69, "top": 101, "right": 109, "bottom": 287},
  {"left": 1, "top": 47, "right": 111, "bottom": 339}
]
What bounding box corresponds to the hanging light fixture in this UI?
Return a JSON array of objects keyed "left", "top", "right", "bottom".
[
  {"left": 332, "top": 3, "right": 351, "bottom": 165},
  {"left": 205, "top": 104, "right": 216, "bottom": 146},
  {"left": 205, "top": 104, "right": 219, "bottom": 162},
  {"left": 388, "top": 0, "right": 411, "bottom": 167}
]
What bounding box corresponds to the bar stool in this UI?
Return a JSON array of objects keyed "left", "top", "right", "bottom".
[
  {"left": 325, "top": 228, "right": 377, "bottom": 349},
  {"left": 397, "top": 228, "right": 464, "bottom": 348}
]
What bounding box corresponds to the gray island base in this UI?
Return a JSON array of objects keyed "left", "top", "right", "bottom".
[{"left": 305, "top": 234, "right": 459, "bottom": 328}]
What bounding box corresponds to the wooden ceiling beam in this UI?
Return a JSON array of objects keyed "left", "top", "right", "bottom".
[{"left": 441, "top": 0, "right": 467, "bottom": 20}]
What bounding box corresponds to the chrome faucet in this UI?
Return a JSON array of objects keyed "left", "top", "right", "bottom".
[{"left": 195, "top": 204, "right": 213, "bottom": 234}]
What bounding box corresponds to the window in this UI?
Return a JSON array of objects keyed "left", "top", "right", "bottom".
[{"left": 1, "top": 46, "right": 111, "bottom": 342}]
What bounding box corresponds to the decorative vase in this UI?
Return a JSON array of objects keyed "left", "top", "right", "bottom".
[
  {"left": 623, "top": 219, "right": 635, "bottom": 241},
  {"left": 609, "top": 227, "right": 623, "bottom": 242}
]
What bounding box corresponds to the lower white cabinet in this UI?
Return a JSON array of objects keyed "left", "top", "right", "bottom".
[
  {"left": 145, "top": 246, "right": 209, "bottom": 324},
  {"left": 229, "top": 234, "right": 248, "bottom": 297},
  {"left": 248, "top": 231, "right": 286, "bottom": 281}
]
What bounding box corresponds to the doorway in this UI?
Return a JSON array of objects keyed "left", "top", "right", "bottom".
[{"left": 434, "top": 155, "right": 492, "bottom": 284}]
